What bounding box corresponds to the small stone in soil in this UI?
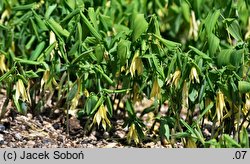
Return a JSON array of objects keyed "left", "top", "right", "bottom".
[
  {"left": 0, "top": 134, "right": 4, "bottom": 144},
  {"left": 103, "top": 132, "right": 109, "bottom": 139},
  {"left": 57, "top": 135, "right": 65, "bottom": 142},
  {"left": 114, "top": 130, "right": 126, "bottom": 138},
  {"left": 52, "top": 122, "right": 60, "bottom": 129},
  {"left": 14, "top": 133, "right": 22, "bottom": 141},
  {"left": 27, "top": 113, "right": 33, "bottom": 119},
  {"left": 8, "top": 142, "right": 15, "bottom": 147},
  {"left": 26, "top": 140, "right": 35, "bottom": 147},
  {"left": 43, "top": 138, "right": 52, "bottom": 145},
  {"left": 0, "top": 124, "right": 5, "bottom": 132},
  {"left": 89, "top": 134, "right": 97, "bottom": 141},
  {"left": 21, "top": 125, "right": 26, "bottom": 130}
]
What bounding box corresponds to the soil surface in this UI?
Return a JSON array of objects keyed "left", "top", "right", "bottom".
[
  {"left": 0, "top": 92, "right": 183, "bottom": 148},
  {"left": 0, "top": 110, "right": 182, "bottom": 148}
]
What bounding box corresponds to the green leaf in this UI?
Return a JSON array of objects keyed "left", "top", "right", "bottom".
[
  {"left": 33, "top": 11, "right": 48, "bottom": 31},
  {"left": 240, "top": 126, "right": 249, "bottom": 148},
  {"left": 0, "top": 66, "right": 16, "bottom": 83},
  {"left": 208, "top": 33, "right": 220, "bottom": 57},
  {"left": 180, "top": 119, "right": 196, "bottom": 137},
  {"left": 90, "top": 95, "right": 104, "bottom": 115},
  {"left": 167, "top": 53, "right": 177, "bottom": 78},
  {"left": 15, "top": 57, "right": 42, "bottom": 65},
  {"left": 94, "top": 44, "right": 104, "bottom": 64},
  {"left": 88, "top": 7, "right": 98, "bottom": 30},
  {"left": 106, "top": 96, "right": 113, "bottom": 117},
  {"left": 45, "top": 4, "right": 57, "bottom": 19},
  {"left": 94, "top": 66, "right": 114, "bottom": 86},
  {"left": 218, "top": 82, "right": 231, "bottom": 101},
  {"left": 181, "top": 1, "right": 190, "bottom": 23},
  {"left": 222, "top": 134, "right": 241, "bottom": 148},
  {"left": 204, "top": 10, "right": 220, "bottom": 34},
  {"left": 148, "top": 15, "right": 160, "bottom": 36},
  {"left": 84, "top": 94, "right": 98, "bottom": 115},
  {"left": 61, "top": 9, "right": 80, "bottom": 24},
  {"left": 141, "top": 105, "right": 155, "bottom": 116},
  {"left": 64, "top": 0, "right": 76, "bottom": 10},
  {"left": 25, "top": 70, "right": 39, "bottom": 78},
  {"left": 29, "top": 41, "right": 45, "bottom": 61},
  {"left": 238, "top": 81, "right": 250, "bottom": 93},
  {"left": 126, "top": 101, "right": 135, "bottom": 117},
  {"left": 205, "top": 139, "right": 221, "bottom": 148},
  {"left": 217, "top": 48, "right": 233, "bottom": 67},
  {"left": 230, "top": 49, "right": 243, "bottom": 67},
  {"left": 117, "top": 39, "right": 131, "bottom": 66},
  {"left": 152, "top": 55, "right": 165, "bottom": 79},
  {"left": 226, "top": 19, "right": 242, "bottom": 41},
  {"left": 66, "top": 83, "right": 78, "bottom": 102},
  {"left": 189, "top": 88, "right": 198, "bottom": 102},
  {"left": 25, "top": 36, "right": 36, "bottom": 50},
  {"left": 153, "top": 34, "right": 181, "bottom": 50},
  {"left": 12, "top": 3, "right": 35, "bottom": 10},
  {"left": 80, "top": 11, "right": 102, "bottom": 41},
  {"left": 196, "top": 102, "right": 214, "bottom": 123},
  {"left": 160, "top": 120, "right": 170, "bottom": 140},
  {"left": 131, "top": 13, "right": 148, "bottom": 42},
  {"left": 189, "top": 46, "right": 211, "bottom": 60},
  {"left": 43, "top": 42, "right": 57, "bottom": 60},
  {"left": 47, "top": 18, "right": 70, "bottom": 38},
  {"left": 194, "top": 128, "right": 205, "bottom": 145},
  {"left": 13, "top": 96, "right": 22, "bottom": 114},
  {"left": 143, "top": 54, "right": 165, "bottom": 78},
  {"left": 100, "top": 14, "right": 112, "bottom": 31}
]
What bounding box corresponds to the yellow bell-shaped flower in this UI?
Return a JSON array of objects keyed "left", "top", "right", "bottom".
[
  {"left": 130, "top": 51, "right": 143, "bottom": 77},
  {"left": 127, "top": 123, "right": 139, "bottom": 145},
  {"left": 92, "top": 104, "right": 111, "bottom": 130},
  {"left": 150, "top": 79, "right": 161, "bottom": 99}
]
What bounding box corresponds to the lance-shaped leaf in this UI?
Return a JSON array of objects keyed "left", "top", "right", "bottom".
[
  {"left": 47, "top": 18, "right": 70, "bottom": 38},
  {"left": 131, "top": 13, "right": 148, "bottom": 42},
  {"left": 117, "top": 39, "right": 131, "bottom": 67},
  {"left": 29, "top": 41, "right": 45, "bottom": 61},
  {"left": 94, "top": 44, "right": 104, "bottom": 64},
  {"left": 80, "top": 11, "right": 102, "bottom": 41},
  {"left": 226, "top": 19, "right": 243, "bottom": 41},
  {"left": 238, "top": 81, "right": 250, "bottom": 93},
  {"left": 204, "top": 10, "right": 220, "bottom": 34},
  {"left": 217, "top": 48, "right": 233, "bottom": 67},
  {"left": 208, "top": 33, "right": 220, "bottom": 57},
  {"left": 240, "top": 126, "right": 249, "bottom": 148}
]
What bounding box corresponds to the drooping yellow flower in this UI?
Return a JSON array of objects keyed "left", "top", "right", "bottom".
[
  {"left": 186, "top": 138, "right": 197, "bottom": 148},
  {"left": 245, "top": 17, "right": 250, "bottom": 40},
  {"left": 189, "top": 66, "right": 200, "bottom": 84},
  {"left": 15, "top": 79, "right": 31, "bottom": 103},
  {"left": 243, "top": 93, "right": 250, "bottom": 116},
  {"left": 0, "top": 54, "right": 7, "bottom": 73},
  {"left": 188, "top": 10, "right": 200, "bottom": 41},
  {"left": 150, "top": 79, "right": 161, "bottom": 99},
  {"left": 182, "top": 80, "right": 189, "bottom": 109},
  {"left": 171, "top": 69, "right": 181, "bottom": 87},
  {"left": 92, "top": 104, "right": 111, "bottom": 130},
  {"left": 130, "top": 51, "right": 143, "bottom": 77},
  {"left": 40, "top": 70, "right": 50, "bottom": 90},
  {"left": 0, "top": 9, "right": 10, "bottom": 24},
  {"left": 84, "top": 88, "right": 89, "bottom": 97},
  {"left": 216, "top": 90, "right": 225, "bottom": 123},
  {"left": 127, "top": 123, "right": 139, "bottom": 145}
]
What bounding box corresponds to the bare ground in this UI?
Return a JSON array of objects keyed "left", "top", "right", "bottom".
[{"left": 0, "top": 91, "right": 183, "bottom": 148}]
